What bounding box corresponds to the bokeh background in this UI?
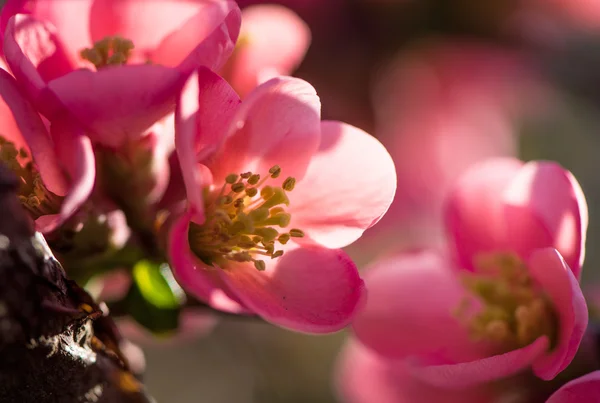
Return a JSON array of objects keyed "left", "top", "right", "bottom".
[{"left": 5, "top": 0, "right": 600, "bottom": 401}]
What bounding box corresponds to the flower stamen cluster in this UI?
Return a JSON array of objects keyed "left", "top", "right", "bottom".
[
  {"left": 80, "top": 36, "right": 135, "bottom": 69},
  {"left": 457, "top": 253, "right": 558, "bottom": 351},
  {"left": 188, "top": 165, "right": 304, "bottom": 271},
  {"left": 0, "top": 136, "right": 61, "bottom": 218}
]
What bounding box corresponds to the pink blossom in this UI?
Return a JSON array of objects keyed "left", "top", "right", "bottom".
[
  {"left": 335, "top": 338, "right": 493, "bottom": 403},
  {"left": 219, "top": 4, "right": 310, "bottom": 98},
  {"left": 352, "top": 158, "right": 588, "bottom": 387},
  {"left": 168, "top": 68, "right": 396, "bottom": 333},
  {"left": 348, "top": 41, "right": 550, "bottom": 261},
  {"left": 1, "top": 0, "right": 241, "bottom": 148},
  {"left": 0, "top": 65, "right": 93, "bottom": 232},
  {"left": 546, "top": 370, "right": 600, "bottom": 402}
]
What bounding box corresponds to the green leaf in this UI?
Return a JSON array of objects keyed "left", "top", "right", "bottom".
[{"left": 126, "top": 260, "right": 186, "bottom": 334}]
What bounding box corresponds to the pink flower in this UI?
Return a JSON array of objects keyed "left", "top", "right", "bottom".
[
  {"left": 352, "top": 158, "right": 588, "bottom": 387},
  {"left": 0, "top": 65, "right": 93, "bottom": 232},
  {"left": 546, "top": 370, "right": 600, "bottom": 402},
  {"left": 168, "top": 68, "right": 396, "bottom": 333},
  {"left": 219, "top": 4, "right": 310, "bottom": 98},
  {"left": 335, "top": 338, "right": 493, "bottom": 403},
  {"left": 1, "top": 0, "right": 241, "bottom": 148}
]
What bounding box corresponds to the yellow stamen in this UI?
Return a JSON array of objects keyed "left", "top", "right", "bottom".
[
  {"left": 188, "top": 165, "right": 304, "bottom": 271},
  {"left": 80, "top": 36, "right": 135, "bottom": 69}
]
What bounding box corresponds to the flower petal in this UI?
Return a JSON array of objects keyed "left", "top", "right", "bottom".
[
  {"left": 0, "top": 67, "right": 67, "bottom": 195},
  {"left": 546, "top": 371, "right": 600, "bottom": 403},
  {"left": 217, "top": 243, "right": 365, "bottom": 333},
  {"left": 3, "top": 14, "right": 67, "bottom": 117},
  {"left": 168, "top": 212, "right": 247, "bottom": 313},
  {"left": 444, "top": 157, "right": 524, "bottom": 270},
  {"left": 47, "top": 64, "right": 185, "bottom": 148},
  {"left": 528, "top": 248, "right": 588, "bottom": 380},
  {"left": 351, "top": 250, "right": 477, "bottom": 361},
  {"left": 335, "top": 339, "right": 493, "bottom": 403},
  {"left": 503, "top": 161, "right": 588, "bottom": 278},
  {"left": 208, "top": 76, "right": 321, "bottom": 185},
  {"left": 175, "top": 68, "right": 240, "bottom": 222},
  {"left": 50, "top": 119, "right": 96, "bottom": 229},
  {"left": 289, "top": 121, "right": 396, "bottom": 249},
  {"left": 409, "top": 336, "right": 549, "bottom": 388},
  {"left": 223, "top": 4, "right": 310, "bottom": 97}
]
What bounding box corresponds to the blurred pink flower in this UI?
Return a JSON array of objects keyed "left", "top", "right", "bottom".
[
  {"left": 546, "top": 370, "right": 600, "bottom": 402},
  {"left": 352, "top": 158, "right": 588, "bottom": 387},
  {"left": 351, "top": 42, "right": 550, "bottom": 259},
  {"left": 335, "top": 338, "right": 493, "bottom": 403},
  {"left": 168, "top": 67, "right": 396, "bottom": 333},
  {"left": 0, "top": 66, "right": 93, "bottom": 232},
  {"left": 220, "top": 4, "right": 310, "bottom": 98},
  {"left": 0, "top": 0, "right": 240, "bottom": 147}
]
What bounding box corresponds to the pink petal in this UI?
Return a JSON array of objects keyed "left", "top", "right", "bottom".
[
  {"left": 351, "top": 250, "right": 478, "bottom": 361},
  {"left": 0, "top": 67, "right": 67, "bottom": 195},
  {"left": 409, "top": 336, "right": 549, "bottom": 388},
  {"left": 546, "top": 371, "right": 600, "bottom": 403},
  {"left": 168, "top": 212, "right": 247, "bottom": 313},
  {"left": 444, "top": 157, "right": 524, "bottom": 270},
  {"left": 223, "top": 4, "right": 310, "bottom": 97},
  {"left": 503, "top": 161, "right": 588, "bottom": 278},
  {"left": 175, "top": 68, "right": 240, "bottom": 222},
  {"left": 289, "top": 121, "right": 396, "bottom": 249},
  {"left": 208, "top": 76, "right": 321, "bottom": 185},
  {"left": 50, "top": 119, "right": 96, "bottom": 229},
  {"left": 3, "top": 14, "right": 67, "bottom": 117},
  {"left": 335, "top": 339, "right": 493, "bottom": 403},
  {"left": 90, "top": 0, "right": 240, "bottom": 72},
  {"left": 528, "top": 248, "right": 588, "bottom": 380},
  {"left": 217, "top": 243, "right": 365, "bottom": 333},
  {"left": 47, "top": 64, "right": 185, "bottom": 148}
]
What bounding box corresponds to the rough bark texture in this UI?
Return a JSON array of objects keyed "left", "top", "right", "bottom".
[{"left": 0, "top": 164, "right": 154, "bottom": 403}]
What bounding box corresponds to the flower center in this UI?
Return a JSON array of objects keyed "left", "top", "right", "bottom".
[
  {"left": 80, "top": 36, "right": 134, "bottom": 69},
  {"left": 456, "top": 253, "right": 558, "bottom": 352},
  {"left": 0, "top": 136, "right": 62, "bottom": 219},
  {"left": 188, "top": 165, "right": 304, "bottom": 271}
]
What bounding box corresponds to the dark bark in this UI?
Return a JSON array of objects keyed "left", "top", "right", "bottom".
[{"left": 0, "top": 164, "right": 155, "bottom": 403}]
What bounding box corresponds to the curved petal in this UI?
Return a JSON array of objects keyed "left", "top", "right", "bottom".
[
  {"left": 47, "top": 64, "right": 185, "bottom": 148},
  {"left": 351, "top": 250, "right": 478, "bottom": 361},
  {"left": 289, "top": 121, "right": 396, "bottom": 249},
  {"left": 3, "top": 14, "right": 66, "bottom": 117},
  {"left": 528, "top": 248, "right": 588, "bottom": 380},
  {"left": 503, "top": 162, "right": 588, "bottom": 278},
  {"left": 335, "top": 339, "right": 493, "bottom": 403},
  {"left": 168, "top": 212, "right": 247, "bottom": 313},
  {"left": 175, "top": 68, "right": 240, "bottom": 222},
  {"left": 217, "top": 243, "right": 365, "bottom": 333},
  {"left": 209, "top": 76, "right": 321, "bottom": 185},
  {"left": 546, "top": 371, "right": 600, "bottom": 403},
  {"left": 51, "top": 120, "right": 96, "bottom": 229},
  {"left": 224, "top": 5, "right": 310, "bottom": 97},
  {"left": 0, "top": 67, "right": 67, "bottom": 195},
  {"left": 90, "top": 0, "right": 240, "bottom": 72},
  {"left": 444, "top": 157, "right": 524, "bottom": 270},
  {"left": 409, "top": 336, "right": 549, "bottom": 388}
]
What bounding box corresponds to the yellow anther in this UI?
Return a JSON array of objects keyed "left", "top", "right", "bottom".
[
  {"left": 289, "top": 229, "right": 305, "bottom": 238},
  {"left": 272, "top": 250, "right": 284, "bottom": 259},
  {"left": 269, "top": 165, "right": 281, "bottom": 178},
  {"left": 240, "top": 172, "right": 252, "bottom": 179},
  {"left": 278, "top": 234, "right": 290, "bottom": 244},
  {"left": 246, "top": 188, "right": 258, "bottom": 197},
  {"left": 254, "top": 260, "right": 266, "bottom": 271},
  {"left": 80, "top": 36, "right": 135, "bottom": 69},
  {"left": 249, "top": 208, "right": 269, "bottom": 222},
  {"left": 233, "top": 198, "right": 244, "bottom": 208},
  {"left": 255, "top": 228, "right": 279, "bottom": 243},
  {"left": 282, "top": 177, "right": 296, "bottom": 191},
  {"left": 218, "top": 195, "right": 233, "bottom": 205},
  {"left": 225, "top": 174, "right": 239, "bottom": 184},
  {"left": 248, "top": 174, "right": 260, "bottom": 185}
]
